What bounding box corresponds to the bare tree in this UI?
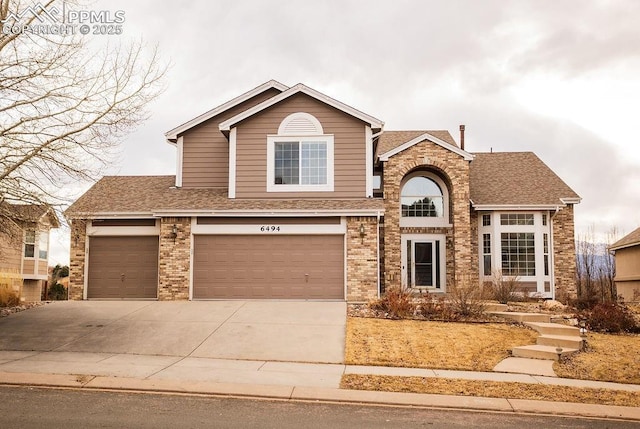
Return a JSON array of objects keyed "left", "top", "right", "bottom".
[{"left": 0, "top": 0, "right": 166, "bottom": 229}]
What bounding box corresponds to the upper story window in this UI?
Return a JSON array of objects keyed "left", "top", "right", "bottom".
[
  {"left": 38, "top": 231, "right": 48, "bottom": 260},
  {"left": 500, "top": 213, "right": 534, "bottom": 226},
  {"left": 24, "top": 230, "right": 36, "bottom": 258},
  {"left": 400, "top": 173, "right": 449, "bottom": 227},
  {"left": 267, "top": 112, "right": 334, "bottom": 192}
]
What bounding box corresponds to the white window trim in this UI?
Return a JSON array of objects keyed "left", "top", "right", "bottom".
[
  {"left": 266, "top": 134, "right": 335, "bottom": 192},
  {"left": 401, "top": 233, "right": 447, "bottom": 292},
  {"left": 399, "top": 172, "right": 451, "bottom": 228},
  {"left": 478, "top": 211, "right": 552, "bottom": 296},
  {"left": 278, "top": 112, "right": 323, "bottom": 135},
  {"left": 23, "top": 229, "right": 36, "bottom": 259},
  {"left": 365, "top": 125, "right": 373, "bottom": 197}
]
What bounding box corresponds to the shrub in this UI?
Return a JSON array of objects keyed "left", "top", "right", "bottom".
[
  {"left": 47, "top": 283, "right": 67, "bottom": 300},
  {"left": 369, "top": 286, "right": 415, "bottom": 319},
  {"left": 416, "top": 293, "right": 457, "bottom": 321},
  {"left": 0, "top": 285, "right": 20, "bottom": 307},
  {"left": 581, "top": 303, "right": 639, "bottom": 333},
  {"left": 448, "top": 278, "right": 485, "bottom": 318},
  {"left": 570, "top": 296, "right": 600, "bottom": 311},
  {"left": 489, "top": 271, "right": 519, "bottom": 304}
]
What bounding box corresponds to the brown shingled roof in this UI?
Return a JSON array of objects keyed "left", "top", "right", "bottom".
[
  {"left": 0, "top": 202, "right": 60, "bottom": 227},
  {"left": 610, "top": 227, "right": 640, "bottom": 251},
  {"left": 65, "top": 176, "right": 385, "bottom": 218},
  {"left": 376, "top": 130, "right": 457, "bottom": 158},
  {"left": 469, "top": 152, "right": 580, "bottom": 206}
]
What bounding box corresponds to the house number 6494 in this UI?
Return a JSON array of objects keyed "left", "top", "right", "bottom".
[{"left": 260, "top": 226, "right": 281, "bottom": 232}]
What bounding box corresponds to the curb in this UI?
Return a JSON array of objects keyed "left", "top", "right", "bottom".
[{"left": 1, "top": 372, "right": 639, "bottom": 421}]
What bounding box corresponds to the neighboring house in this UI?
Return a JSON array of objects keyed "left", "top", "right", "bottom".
[
  {"left": 609, "top": 227, "right": 640, "bottom": 302},
  {"left": 0, "top": 203, "right": 60, "bottom": 301},
  {"left": 65, "top": 80, "right": 580, "bottom": 302}
]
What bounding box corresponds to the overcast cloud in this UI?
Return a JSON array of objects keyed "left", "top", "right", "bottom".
[{"left": 49, "top": 0, "right": 640, "bottom": 264}]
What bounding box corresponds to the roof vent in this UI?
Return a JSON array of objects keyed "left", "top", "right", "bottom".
[{"left": 278, "top": 112, "right": 324, "bottom": 135}]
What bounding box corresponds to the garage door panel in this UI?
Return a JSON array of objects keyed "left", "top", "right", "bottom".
[
  {"left": 88, "top": 236, "right": 158, "bottom": 299},
  {"left": 194, "top": 235, "right": 344, "bottom": 299}
]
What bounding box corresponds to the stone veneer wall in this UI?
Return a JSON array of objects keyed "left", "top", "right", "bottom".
[
  {"left": 382, "top": 142, "right": 472, "bottom": 290},
  {"left": 552, "top": 205, "right": 578, "bottom": 301},
  {"left": 68, "top": 219, "right": 87, "bottom": 300},
  {"left": 346, "top": 216, "right": 379, "bottom": 302},
  {"left": 158, "top": 217, "right": 191, "bottom": 300}
]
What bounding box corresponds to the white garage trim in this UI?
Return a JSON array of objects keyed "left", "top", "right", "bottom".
[{"left": 191, "top": 219, "right": 346, "bottom": 235}]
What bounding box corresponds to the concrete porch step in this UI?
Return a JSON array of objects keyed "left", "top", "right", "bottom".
[
  {"left": 524, "top": 322, "right": 580, "bottom": 336},
  {"left": 537, "top": 334, "right": 584, "bottom": 349},
  {"left": 484, "top": 303, "right": 508, "bottom": 312},
  {"left": 512, "top": 345, "right": 579, "bottom": 361},
  {"left": 490, "top": 312, "right": 551, "bottom": 323}
]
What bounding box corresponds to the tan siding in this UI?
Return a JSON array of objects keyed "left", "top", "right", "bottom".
[
  {"left": 235, "top": 93, "right": 367, "bottom": 198},
  {"left": 0, "top": 226, "right": 22, "bottom": 273},
  {"left": 38, "top": 260, "right": 48, "bottom": 276},
  {"left": 615, "top": 246, "right": 640, "bottom": 280},
  {"left": 23, "top": 259, "right": 35, "bottom": 274},
  {"left": 181, "top": 88, "right": 281, "bottom": 188}
]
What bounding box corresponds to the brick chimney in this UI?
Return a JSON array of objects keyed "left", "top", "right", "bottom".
[{"left": 459, "top": 125, "right": 465, "bottom": 150}]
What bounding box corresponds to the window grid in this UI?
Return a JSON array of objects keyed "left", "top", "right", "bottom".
[
  {"left": 543, "top": 233, "right": 549, "bottom": 276},
  {"left": 300, "top": 141, "right": 327, "bottom": 185},
  {"left": 501, "top": 232, "right": 535, "bottom": 276},
  {"left": 500, "top": 213, "right": 534, "bottom": 226},
  {"left": 483, "top": 233, "right": 491, "bottom": 276},
  {"left": 542, "top": 214, "right": 547, "bottom": 226},
  {"left": 482, "top": 214, "right": 491, "bottom": 226},
  {"left": 274, "top": 142, "right": 299, "bottom": 184},
  {"left": 24, "top": 230, "right": 35, "bottom": 258},
  {"left": 401, "top": 177, "right": 444, "bottom": 218}
]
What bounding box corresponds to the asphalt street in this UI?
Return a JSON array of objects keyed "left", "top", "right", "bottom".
[{"left": 1, "top": 386, "right": 635, "bottom": 429}]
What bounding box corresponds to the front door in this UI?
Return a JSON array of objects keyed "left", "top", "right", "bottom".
[{"left": 401, "top": 234, "right": 445, "bottom": 290}]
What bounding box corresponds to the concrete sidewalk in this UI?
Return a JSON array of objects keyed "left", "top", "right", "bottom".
[{"left": 0, "top": 351, "right": 639, "bottom": 421}]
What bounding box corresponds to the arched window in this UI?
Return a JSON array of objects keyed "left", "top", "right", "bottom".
[
  {"left": 400, "top": 173, "right": 450, "bottom": 227},
  {"left": 401, "top": 177, "right": 444, "bottom": 218}
]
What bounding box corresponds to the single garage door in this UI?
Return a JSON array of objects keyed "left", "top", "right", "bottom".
[
  {"left": 87, "top": 236, "right": 159, "bottom": 299},
  {"left": 193, "top": 235, "right": 344, "bottom": 299}
]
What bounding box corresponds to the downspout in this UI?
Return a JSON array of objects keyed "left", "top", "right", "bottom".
[
  {"left": 376, "top": 210, "right": 381, "bottom": 298},
  {"left": 549, "top": 206, "right": 561, "bottom": 300}
]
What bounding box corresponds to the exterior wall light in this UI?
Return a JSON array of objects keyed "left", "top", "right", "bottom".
[
  {"left": 170, "top": 224, "right": 178, "bottom": 243},
  {"left": 359, "top": 223, "right": 365, "bottom": 244}
]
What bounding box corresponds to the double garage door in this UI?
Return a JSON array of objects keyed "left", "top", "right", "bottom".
[
  {"left": 193, "top": 235, "right": 344, "bottom": 299},
  {"left": 87, "top": 234, "right": 344, "bottom": 300}
]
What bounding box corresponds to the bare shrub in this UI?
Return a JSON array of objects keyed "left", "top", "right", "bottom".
[
  {"left": 369, "top": 286, "right": 415, "bottom": 319},
  {"left": 0, "top": 285, "right": 20, "bottom": 307},
  {"left": 579, "top": 303, "right": 639, "bottom": 333},
  {"left": 416, "top": 293, "right": 456, "bottom": 321},
  {"left": 448, "top": 277, "right": 485, "bottom": 318},
  {"left": 489, "top": 270, "right": 519, "bottom": 304}
]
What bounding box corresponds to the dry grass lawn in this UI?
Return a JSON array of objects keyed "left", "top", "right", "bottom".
[
  {"left": 555, "top": 332, "right": 640, "bottom": 384},
  {"left": 341, "top": 375, "right": 640, "bottom": 407},
  {"left": 346, "top": 317, "right": 537, "bottom": 371}
]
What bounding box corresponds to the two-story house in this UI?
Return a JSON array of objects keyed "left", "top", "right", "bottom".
[
  {"left": 0, "top": 203, "right": 59, "bottom": 302},
  {"left": 65, "top": 80, "right": 580, "bottom": 302}
]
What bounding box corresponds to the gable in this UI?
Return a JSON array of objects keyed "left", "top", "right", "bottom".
[
  {"left": 219, "top": 83, "right": 384, "bottom": 132},
  {"left": 165, "top": 80, "right": 288, "bottom": 143},
  {"left": 378, "top": 131, "right": 473, "bottom": 162}
]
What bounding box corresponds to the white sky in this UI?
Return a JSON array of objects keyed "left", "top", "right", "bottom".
[{"left": 49, "top": 0, "right": 640, "bottom": 265}]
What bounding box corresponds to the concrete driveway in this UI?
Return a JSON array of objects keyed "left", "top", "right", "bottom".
[{"left": 0, "top": 301, "right": 346, "bottom": 363}]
